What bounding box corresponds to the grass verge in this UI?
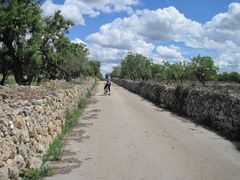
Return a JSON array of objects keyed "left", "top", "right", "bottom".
[
  {"left": 21, "top": 78, "right": 98, "bottom": 180},
  {"left": 21, "top": 164, "right": 53, "bottom": 180}
]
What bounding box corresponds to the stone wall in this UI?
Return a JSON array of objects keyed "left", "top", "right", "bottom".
[
  {"left": 113, "top": 79, "right": 240, "bottom": 140},
  {"left": 0, "top": 78, "right": 95, "bottom": 179}
]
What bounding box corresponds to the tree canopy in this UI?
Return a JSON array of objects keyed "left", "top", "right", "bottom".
[
  {"left": 112, "top": 53, "right": 239, "bottom": 84},
  {"left": 0, "top": 0, "right": 102, "bottom": 85},
  {"left": 121, "top": 52, "right": 152, "bottom": 80}
]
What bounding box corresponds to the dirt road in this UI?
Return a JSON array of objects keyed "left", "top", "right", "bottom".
[{"left": 45, "top": 82, "right": 240, "bottom": 180}]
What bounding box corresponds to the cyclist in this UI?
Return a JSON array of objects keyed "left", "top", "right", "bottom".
[{"left": 104, "top": 74, "right": 111, "bottom": 95}]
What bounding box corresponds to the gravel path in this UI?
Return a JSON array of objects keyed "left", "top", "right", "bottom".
[{"left": 45, "top": 82, "right": 240, "bottom": 180}]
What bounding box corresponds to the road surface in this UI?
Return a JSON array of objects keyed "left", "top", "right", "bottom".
[{"left": 45, "top": 82, "right": 240, "bottom": 180}]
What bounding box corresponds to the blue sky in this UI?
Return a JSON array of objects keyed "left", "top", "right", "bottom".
[{"left": 41, "top": 0, "right": 240, "bottom": 74}]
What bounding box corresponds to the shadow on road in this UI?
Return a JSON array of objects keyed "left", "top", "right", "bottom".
[
  {"left": 169, "top": 111, "right": 240, "bottom": 152},
  {"left": 135, "top": 91, "right": 240, "bottom": 153}
]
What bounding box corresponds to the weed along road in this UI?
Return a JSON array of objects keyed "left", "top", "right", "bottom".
[{"left": 45, "top": 82, "right": 240, "bottom": 180}]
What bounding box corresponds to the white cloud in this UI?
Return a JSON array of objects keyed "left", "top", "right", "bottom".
[
  {"left": 183, "top": 3, "right": 240, "bottom": 72},
  {"left": 135, "top": 7, "right": 203, "bottom": 42},
  {"left": 71, "top": 38, "right": 86, "bottom": 44},
  {"left": 133, "top": 40, "right": 155, "bottom": 56},
  {"left": 86, "top": 6, "right": 197, "bottom": 70},
  {"left": 88, "top": 46, "right": 121, "bottom": 74},
  {"left": 216, "top": 52, "right": 240, "bottom": 72},
  {"left": 87, "top": 23, "right": 136, "bottom": 50},
  {"left": 84, "top": 3, "right": 240, "bottom": 72},
  {"left": 88, "top": 6, "right": 203, "bottom": 45},
  {"left": 204, "top": 2, "right": 240, "bottom": 45},
  {"left": 101, "top": 63, "right": 119, "bottom": 75},
  {"left": 83, "top": 0, "right": 139, "bottom": 14},
  {"left": 41, "top": 0, "right": 139, "bottom": 25},
  {"left": 41, "top": 0, "right": 93, "bottom": 25},
  {"left": 88, "top": 44, "right": 128, "bottom": 62},
  {"left": 87, "top": 18, "right": 155, "bottom": 56},
  {"left": 156, "top": 45, "right": 184, "bottom": 61}
]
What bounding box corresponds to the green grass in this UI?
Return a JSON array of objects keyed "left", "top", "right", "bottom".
[
  {"left": 43, "top": 98, "right": 87, "bottom": 162},
  {"left": 0, "top": 74, "right": 40, "bottom": 86},
  {"left": 0, "top": 75, "right": 17, "bottom": 85},
  {"left": 20, "top": 78, "right": 98, "bottom": 180},
  {"left": 21, "top": 164, "right": 53, "bottom": 180}
]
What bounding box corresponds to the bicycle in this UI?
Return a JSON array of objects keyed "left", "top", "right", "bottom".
[{"left": 104, "top": 83, "right": 110, "bottom": 95}]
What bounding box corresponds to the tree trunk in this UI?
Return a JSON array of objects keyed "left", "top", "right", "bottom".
[
  {"left": 0, "top": 72, "right": 9, "bottom": 86},
  {"left": 42, "top": 50, "right": 71, "bottom": 81},
  {"left": 12, "top": 58, "right": 24, "bottom": 85},
  {"left": 3, "top": 39, "right": 25, "bottom": 85}
]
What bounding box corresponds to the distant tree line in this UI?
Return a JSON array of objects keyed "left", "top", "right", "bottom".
[
  {"left": 217, "top": 72, "right": 240, "bottom": 83},
  {"left": 111, "top": 52, "right": 240, "bottom": 84},
  {"left": 0, "top": 0, "right": 102, "bottom": 85}
]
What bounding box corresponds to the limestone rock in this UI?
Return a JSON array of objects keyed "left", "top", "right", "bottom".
[
  {"left": 20, "top": 130, "right": 30, "bottom": 144},
  {"left": 12, "top": 108, "right": 23, "bottom": 116},
  {"left": 2, "top": 143, "right": 15, "bottom": 161},
  {"left": 0, "top": 156, "right": 4, "bottom": 168},
  {"left": 6, "top": 159, "right": 19, "bottom": 179},
  {"left": 0, "top": 167, "right": 8, "bottom": 180},
  {"left": 18, "top": 142, "right": 30, "bottom": 162},
  {"left": 14, "top": 155, "right": 25, "bottom": 170},
  {"left": 35, "top": 144, "right": 45, "bottom": 154},
  {"left": 8, "top": 121, "right": 17, "bottom": 136},
  {"left": 29, "top": 157, "right": 42, "bottom": 169},
  {"left": 0, "top": 124, "right": 8, "bottom": 138},
  {"left": 0, "top": 78, "right": 95, "bottom": 177},
  {"left": 0, "top": 116, "right": 9, "bottom": 126},
  {"left": 47, "top": 122, "right": 55, "bottom": 136},
  {"left": 15, "top": 115, "right": 24, "bottom": 129}
]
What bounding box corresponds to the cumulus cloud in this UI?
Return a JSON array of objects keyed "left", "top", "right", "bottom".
[
  {"left": 101, "top": 63, "right": 119, "bottom": 75},
  {"left": 88, "top": 6, "right": 203, "bottom": 45},
  {"left": 41, "top": 0, "right": 98, "bottom": 25},
  {"left": 82, "top": 0, "right": 139, "bottom": 14},
  {"left": 181, "top": 2, "right": 240, "bottom": 71},
  {"left": 71, "top": 38, "right": 86, "bottom": 44},
  {"left": 86, "top": 6, "right": 200, "bottom": 68},
  {"left": 216, "top": 52, "right": 240, "bottom": 72},
  {"left": 49, "top": 1, "right": 239, "bottom": 72},
  {"left": 156, "top": 45, "right": 184, "bottom": 61},
  {"left": 87, "top": 23, "right": 136, "bottom": 50},
  {"left": 88, "top": 44, "right": 128, "bottom": 63},
  {"left": 88, "top": 44, "right": 127, "bottom": 74},
  {"left": 134, "top": 7, "right": 203, "bottom": 42},
  {"left": 41, "top": 0, "right": 139, "bottom": 25},
  {"left": 87, "top": 19, "right": 155, "bottom": 56},
  {"left": 204, "top": 2, "right": 240, "bottom": 45}
]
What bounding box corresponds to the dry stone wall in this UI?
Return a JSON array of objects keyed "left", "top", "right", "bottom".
[
  {"left": 0, "top": 78, "right": 95, "bottom": 179},
  {"left": 113, "top": 79, "right": 240, "bottom": 140}
]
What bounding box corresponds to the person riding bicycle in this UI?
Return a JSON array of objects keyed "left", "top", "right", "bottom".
[{"left": 104, "top": 74, "right": 111, "bottom": 95}]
